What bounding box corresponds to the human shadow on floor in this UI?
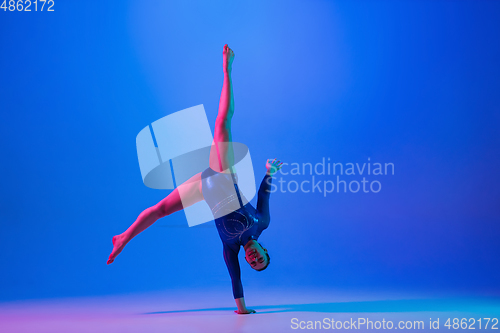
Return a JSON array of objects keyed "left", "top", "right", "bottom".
[{"left": 143, "top": 297, "right": 499, "bottom": 315}]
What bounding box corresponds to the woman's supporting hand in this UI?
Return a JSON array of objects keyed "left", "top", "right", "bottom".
[
  {"left": 266, "top": 158, "right": 284, "bottom": 177},
  {"left": 234, "top": 308, "right": 256, "bottom": 314},
  {"left": 234, "top": 297, "right": 256, "bottom": 314}
]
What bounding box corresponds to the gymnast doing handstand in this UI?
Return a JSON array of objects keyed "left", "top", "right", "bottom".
[{"left": 107, "top": 44, "right": 282, "bottom": 314}]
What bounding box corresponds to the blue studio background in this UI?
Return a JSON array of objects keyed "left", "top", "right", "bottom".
[{"left": 1, "top": 0, "right": 499, "bottom": 302}]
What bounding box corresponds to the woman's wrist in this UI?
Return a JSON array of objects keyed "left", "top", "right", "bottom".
[
  {"left": 235, "top": 297, "right": 246, "bottom": 311},
  {"left": 266, "top": 169, "right": 276, "bottom": 177}
]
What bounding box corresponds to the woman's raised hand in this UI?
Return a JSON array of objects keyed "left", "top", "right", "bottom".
[{"left": 266, "top": 158, "right": 283, "bottom": 176}]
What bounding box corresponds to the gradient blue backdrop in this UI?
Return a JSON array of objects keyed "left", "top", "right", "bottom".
[{"left": 1, "top": 0, "right": 499, "bottom": 302}]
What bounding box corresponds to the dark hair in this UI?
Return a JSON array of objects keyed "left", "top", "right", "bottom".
[{"left": 255, "top": 243, "right": 270, "bottom": 272}]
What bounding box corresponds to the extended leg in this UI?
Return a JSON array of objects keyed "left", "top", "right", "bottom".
[
  {"left": 209, "top": 44, "right": 236, "bottom": 173},
  {"left": 107, "top": 173, "right": 204, "bottom": 264}
]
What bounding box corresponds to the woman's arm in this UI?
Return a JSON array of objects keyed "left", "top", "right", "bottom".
[
  {"left": 223, "top": 243, "right": 243, "bottom": 298},
  {"left": 222, "top": 243, "right": 256, "bottom": 314},
  {"left": 256, "top": 159, "right": 283, "bottom": 231}
]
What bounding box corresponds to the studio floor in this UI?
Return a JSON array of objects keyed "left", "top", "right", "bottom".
[{"left": 1, "top": 288, "right": 499, "bottom": 332}]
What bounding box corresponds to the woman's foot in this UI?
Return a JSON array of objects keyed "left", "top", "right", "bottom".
[
  {"left": 107, "top": 234, "right": 127, "bottom": 264},
  {"left": 223, "top": 44, "right": 234, "bottom": 73}
]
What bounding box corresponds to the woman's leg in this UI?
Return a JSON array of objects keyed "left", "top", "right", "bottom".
[
  {"left": 209, "top": 44, "right": 236, "bottom": 173},
  {"left": 107, "top": 172, "right": 204, "bottom": 264}
]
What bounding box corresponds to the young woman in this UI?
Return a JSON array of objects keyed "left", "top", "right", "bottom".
[{"left": 107, "top": 44, "right": 282, "bottom": 314}]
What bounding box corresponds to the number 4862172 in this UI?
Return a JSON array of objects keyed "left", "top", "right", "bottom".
[{"left": 1, "top": 0, "right": 55, "bottom": 11}]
